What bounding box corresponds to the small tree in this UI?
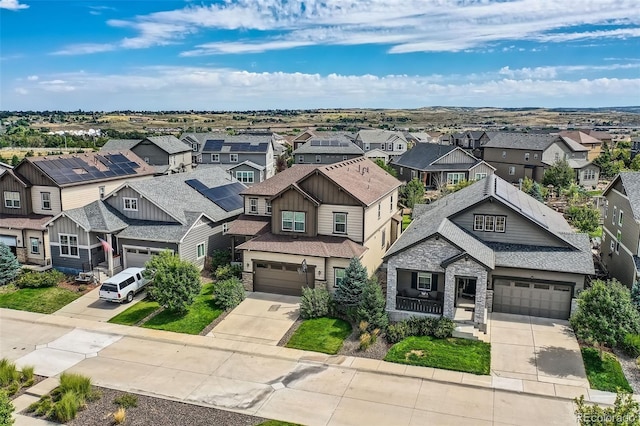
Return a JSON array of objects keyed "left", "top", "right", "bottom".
[
  {"left": 145, "top": 251, "right": 201, "bottom": 313},
  {"left": 400, "top": 178, "right": 425, "bottom": 208},
  {"left": 565, "top": 205, "right": 600, "bottom": 233},
  {"left": 373, "top": 159, "right": 397, "bottom": 177},
  {"left": 575, "top": 392, "right": 639, "bottom": 426},
  {"left": 0, "top": 391, "right": 14, "bottom": 426},
  {"left": 334, "top": 257, "right": 368, "bottom": 309},
  {"left": 527, "top": 181, "right": 544, "bottom": 202},
  {"left": 542, "top": 159, "right": 574, "bottom": 189},
  {"left": 570, "top": 279, "right": 640, "bottom": 349},
  {"left": 631, "top": 281, "right": 640, "bottom": 312},
  {"left": 355, "top": 276, "right": 388, "bottom": 331},
  {"left": 0, "top": 243, "right": 20, "bottom": 286},
  {"left": 275, "top": 155, "right": 287, "bottom": 173}
]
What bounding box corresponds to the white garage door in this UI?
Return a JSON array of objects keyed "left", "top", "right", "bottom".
[
  {"left": 493, "top": 279, "right": 572, "bottom": 319},
  {"left": 123, "top": 247, "right": 164, "bottom": 268}
]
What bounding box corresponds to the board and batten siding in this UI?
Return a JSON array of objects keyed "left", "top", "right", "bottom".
[
  {"left": 31, "top": 186, "right": 62, "bottom": 215},
  {"left": 49, "top": 215, "right": 90, "bottom": 246},
  {"left": 432, "top": 148, "right": 476, "bottom": 165},
  {"left": 105, "top": 186, "right": 177, "bottom": 222},
  {"left": 604, "top": 189, "right": 640, "bottom": 254},
  {"left": 469, "top": 163, "right": 495, "bottom": 180},
  {"left": 317, "top": 204, "right": 364, "bottom": 242},
  {"left": 180, "top": 217, "right": 231, "bottom": 270},
  {"left": 0, "top": 174, "right": 30, "bottom": 215},
  {"left": 60, "top": 178, "right": 146, "bottom": 211},
  {"left": 132, "top": 143, "right": 169, "bottom": 166},
  {"left": 298, "top": 173, "right": 361, "bottom": 206},
  {"left": 363, "top": 189, "right": 398, "bottom": 241},
  {"left": 244, "top": 196, "right": 271, "bottom": 216},
  {"left": 452, "top": 200, "right": 566, "bottom": 247},
  {"left": 270, "top": 188, "right": 318, "bottom": 237},
  {"left": 13, "top": 162, "right": 56, "bottom": 186}
]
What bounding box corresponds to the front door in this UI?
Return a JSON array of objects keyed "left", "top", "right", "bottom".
[{"left": 455, "top": 277, "right": 476, "bottom": 308}]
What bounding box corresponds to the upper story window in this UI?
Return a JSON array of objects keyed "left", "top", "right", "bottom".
[
  {"left": 59, "top": 233, "right": 79, "bottom": 258},
  {"left": 249, "top": 198, "right": 258, "bottom": 214},
  {"left": 555, "top": 152, "right": 560, "bottom": 162},
  {"left": 236, "top": 171, "right": 254, "bottom": 184},
  {"left": 364, "top": 143, "right": 370, "bottom": 151},
  {"left": 4, "top": 191, "right": 20, "bottom": 209},
  {"left": 230, "top": 154, "right": 239, "bottom": 163},
  {"left": 192, "top": 144, "right": 198, "bottom": 152},
  {"left": 282, "top": 211, "right": 305, "bottom": 232},
  {"left": 123, "top": 197, "right": 138, "bottom": 211},
  {"left": 534, "top": 153, "right": 539, "bottom": 159},
  {"left": 378, "top": 203, "right": 381, "bottom": 219},
  {"left": 390, "top": 195, "right": 394, "bottom": 213},
  {"left": 334, "top": 212, "right": 347, "bottom": 234},
  {"left": 619, "top": 210, "right": 624, "bottom": 227},
  {"left": 315, "top": 155, "right": 322, "bottom": 163},
  {"left": 616, "top": 230, "right": 622, "bottom": 253},
  {"left": 501, "top": 151, "right": 507, "bottom": 159},
  {"left": 99, "top": 186, "right": 105, "bottom": 199},
  {"left": 613, "top": 206, "right": 617, "bottom": 225},
  {"left": 342, "top": 155, "right": 348, "bottom": 161},
  {"left": 508, "top": 166, "right": 515, "bottom": 175},
  {"left": 446, "top": 173, "right": 465, "bottom": 185},
  {"left": 474, "top": 214, "right": 506, "bottom": 233},
  {"left": 298, "top": 155, "right": 304, "bottom": 163},
  {"left": 381, "top": 229, "right": 386, "bottom": 248},
  {"left": 524, "top": 153, "right": 530, "bottom": 161},
  {"left": 222, "top": 223, "right": 228, "bottom": 234},
  {"left": 266, "top": 201, "right": 272, "bottom": 215},
  {"left": 475, "top": 173, "right": 487, "bottom": 180},
  {"left": 41, "top": 192, "right": 51, "bottom": 210},
  {"left": 211, "top": 154, "right": 220, "bottom": 162},
  {"left": 144, "top": 157, "right": 150, "bottom": 163},
  {"left": 396, "top": 144, "right": 403, "bottom": 151}
]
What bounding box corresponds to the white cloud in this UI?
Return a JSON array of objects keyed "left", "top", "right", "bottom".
[
  {"left": 499, "top": 63, "right": 640, "bottom": 79},
  {"left": 0, "top": 0, "right": 28, "bottom": 10},
  {"left": 26, "top": 75, "right": 38, "bottom": 81},
  {"left": 52, "top": 43, "right": 117, "bottom": 56}
]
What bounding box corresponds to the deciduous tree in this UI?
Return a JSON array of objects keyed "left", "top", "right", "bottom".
[{"left": 145, "top": 251, "right": 201, "bottom": 313}]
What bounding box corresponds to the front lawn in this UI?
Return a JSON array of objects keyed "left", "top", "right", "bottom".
[
  {"left": 286, "top": 317, "right": 352, "bottom": 354},
  {"left": 108, "top": 299, "right": 160, "bottom": 326},
  {"left": 0, "top": 284, "right": 80, "bottom": 314},
  {"left": 142, "top": 283, "right": 223, "bottom": 335},
  {"left": 402, "top": 214, "right": 412, "bottom": 231},
  {"left": 581, "top": 347, "right": 632, "bottom": 393},
  {"left": 384, "top": 336, "right": 491, "bottom": 375}
]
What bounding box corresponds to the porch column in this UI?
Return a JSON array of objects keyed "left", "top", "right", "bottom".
[
  {"left": 473, "top": 269, "right": 488, "bottom": 325},
  {"left": 386, "top": 262, "right": 398, "bottom": 311},
  {"left": 106, "top": 233, "right": 114, "bottom": 276},
  {"left": 443, "top": 269, "right": 456, "bottom": 319}
]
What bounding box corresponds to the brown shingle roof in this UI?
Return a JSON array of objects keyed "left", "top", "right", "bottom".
[
  {"left": 226, "top": 215, "right": 271, "bottom": 236},
  {"left": 0, "top": 214, "right": 52, "bottom": 230},
  {"left": 237, "top": 233, "right": 367, "bottom": 259},
  {"left": 240, "top": 165, "right": 317, "bottom": 196},
  {"left": 559, "top": 131, "right": 602, "bottom": 147}
]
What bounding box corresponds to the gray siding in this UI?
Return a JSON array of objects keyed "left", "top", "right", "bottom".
[
  {"left": 132, "top": 142, "right": 169, "bottom": 166},
  {"left": 432, "top": 149, "right": 475, "bottom": 165},
  {"left": 13, "top": 162, "right": 56, "bottom": 187},
  {"left": 180, "top": 217, "right": 231, "bottom": 269},
  {"left": 602, "top": 188, "right": 640, "bottom": 287},
  {"left": 49, "top": 216, "right": 90, "bottom": 245},
  {"left": 105, "top": 186, "right": 177, "bottom": 222},
  {"left": 295, "top": 153, "right": 361, "bottom": 165},
  {"left": 0, "top": 174, "right": 30, "bottom": 215},
  {"left": 451, "top": 199, "right": 566, "bottom": 247},
  {"left": 52, "top": 247, "right": 90, "bottom": 273},
  {"left": 469, "top": 163, "right": 495, "bottom": 180},
  {"left": 230, "top": 164, "right": 264, "bottom": 184},
  {"left": 201, "top": 152, "right": 268, "bottom": 167}
]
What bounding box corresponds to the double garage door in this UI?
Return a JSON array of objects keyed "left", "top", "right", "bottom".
[
  {"left": 493, "top": 279, "right": 572, "bottom": 319},
  {"left": 123, "top": 247, "right": 164, "bottom": 268},
  {"left": 254, "top": 262, "right": 315, "bottom": 296},
  {"left": 0, "top": 236, "right": 17, "bottom": 255}
]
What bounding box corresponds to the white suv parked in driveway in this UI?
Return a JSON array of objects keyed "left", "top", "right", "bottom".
[{"left": 99, "top": 267, "right": 150, "bottom": 303}]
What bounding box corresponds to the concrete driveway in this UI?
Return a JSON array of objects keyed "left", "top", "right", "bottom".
[
  {"left": 208, "top": 292, "right": 300, "bottom": 345},
  {"left": 52, "top": 285, "right": 147, "bottom": 322},
  {"left": 491, "top": 313, "right": 589, "bottom": 390}
]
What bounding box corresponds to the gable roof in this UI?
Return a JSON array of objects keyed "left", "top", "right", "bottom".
[
  {"left": 292, "top": 139, "right": 364, "bottom": 155},
  {"left": 227, "top": 160, "right": 266, "bottom": 171},
  {"left": 101, "top": 139, "right": 141, "bottom": 151},
  {"left": 391, "top": 144, "right": 457, "bottom": 170},
  {"left": 241, "top": 165, "right": 317, "bottom": 196},
  {"left": 60, "top": 200, "right": 128, "bottom": 233},
  {"left": 144, "top": 136, "right": 192, "bottom": 154},
  {"left": 483, "top": 132, "right": 560, "bottom": 151},
  {"left": 559, "top": 131, "right": 602, "bottom": 146},
  {"left": 559, "top": 136, "right": 589, "bottom": 152},
  {"left": 357, "top": 129, "right": 408, "bottom": 144},
  {"left": 604, "top": 172, "right": 640, "bottom": 221}
]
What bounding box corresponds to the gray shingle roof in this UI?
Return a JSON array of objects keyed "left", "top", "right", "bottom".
[
  {"left": 357, "top": 129, "right": 408, "bottom": 144},
  {"left": 101, "top": 139, "right": 140, "bottom": 151},
  {"left": 391, "top": 144, "right": 456, "bottom": 170},
  {"left": 63, "top": 200, "right": 128, "bottom": 233},
  {"left": 438, "top": 219, "right": 494, "bottom": 268},
  {"left": 292, "top": 139, "right": 364, "bottom": 155},
  {"left": 145, "top": 136, "right": 192, "bottom": 154},
  {"left": 483, "top": 133, "right": 560, "bottom": 150},
  {"left": 618, "top": 172, "right": 640, "bottom": 221},
  {"left": 227, "top": 160, "right": 265, "bottom": 171}
]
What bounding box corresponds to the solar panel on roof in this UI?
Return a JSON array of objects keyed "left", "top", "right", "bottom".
[
  {"left": 185, "top": 179, "right": 209, "bottom": 193},
  {"left": 203, "top": 182, "right": 245, "bottom": 212},
  {"left": 105, "top": 153, "right": 130, "bottom": 164}
]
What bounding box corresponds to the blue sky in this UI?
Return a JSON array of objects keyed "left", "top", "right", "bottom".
[{"left": 1, "top": 0, "right": 639, "bottom": 111}]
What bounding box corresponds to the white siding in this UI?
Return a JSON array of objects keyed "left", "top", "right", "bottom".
[
  {"left": 326, "top": 257, "right": 351, "bottom": 293},
  {"left": 363, "top": 189, "right": 399, "bottom": 240},
  {"left": 31, "top": 186, "right": 62, "bottom": 215},
  {"left": 317, "top": 204, "right": 364, "bottom": 242},
  {"left": 60, "top": 177, "right": 150, "bottom": 210},
  {"left": 362, "top": 220, "right": 391, "bottom": 275},
  {"left": 244, "top": 196, "right": 271, "bottom": 216}
]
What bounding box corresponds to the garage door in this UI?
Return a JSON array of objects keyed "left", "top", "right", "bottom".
[
  {"left": 254, "top": 262, "right": 314, "bottom": 296},
  {"left": 493, "top": 279, "right": 572, "bottom": 319},
  {"left": 124, "top": 247, "right": 164, "bottom": 268},
  {"left": 0, "top": 235, "right": 17, "bottom": 255}
]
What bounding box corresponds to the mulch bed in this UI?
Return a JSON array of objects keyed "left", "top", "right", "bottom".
[
  {"left": 613, "top": 348, "right": 640, "bottom": 394},
  {"left": 8, "top": 375, "right": 46, "bottom": 400},
  {"left": 57, "top": 278, "right": 99, "bottom": 295}
]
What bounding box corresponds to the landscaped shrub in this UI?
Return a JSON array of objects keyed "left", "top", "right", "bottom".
[
  {"left": 21, "top": 365, "right": 34, "bottom": 387},
  {"left": 114, "top": 393, "right": 138, "bottom": 409},
  {"left": 0, "top": 391, "right": 14, "bottom": 426},
  {"left": 0, "top": 358, "right": 20, "bottom": 387},
  {"left": 354, "top": 277, "right": 388, "bottom": 331},
  {"left": 14, "top": 269, "right": 65, "bottom": 289},
  {"left": 385, "top": 316, "right": 456, "bottom": 343},
  {"left": 299, "top": 287, "right": 331, "bottom": 319},
  {"left": 0, "top": 243, "right": 20, "bottom": 286},
  {"left": 575, "top": 392, "right": 640, "bottom": 426},
  {"left": 622, "top": 334, "right": 640, "bottom": 357},
  {"left": 146, "top": 251, "right": 202, "bottom": 313},
  {"left": 59, "top": 372, "right": 92, "bottom": 400},
  {"left": 28, "top": 373, "right": 97, "bottom": 423},
  {"left": 334, "top": 257, "right": 368, "bottom": 309},
  {"left": 385, "top": 321, "right": 410, "bottom": 344},
  {"left": 212, "top": 277, "right": 245, "bottom": 310},
  {"left": 54, "top": 391, "right": 80, "bottom": 423},
  {"left": 209, "top": 249, "right": 231, "bottom": 271},
  {"left": 113, "top": 407, "right": 126, "bottom": 424},
  {"left": 214, "top": 264, "right": 242, "bottom": 281},
  {"left": 433, "top": 318, "right": 456, "bottom": 339},
  {"left": 406, "top": 316, "right": 437, "bottom": 336}
]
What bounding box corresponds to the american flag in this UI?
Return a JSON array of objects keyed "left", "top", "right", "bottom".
[{"left": 97, "top": 236, "right": 113, "bottom": 253}]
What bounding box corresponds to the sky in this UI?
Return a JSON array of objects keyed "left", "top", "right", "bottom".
[{"left": 0, "top": 0, "right": 639, "bottom": 111}]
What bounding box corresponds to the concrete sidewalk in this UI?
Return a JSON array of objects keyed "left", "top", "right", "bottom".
[{"left": 1, "top": 308, "right": 604, "bottom": 425}]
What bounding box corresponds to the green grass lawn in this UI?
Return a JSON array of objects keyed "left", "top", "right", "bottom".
[
  {"left": 402, "top": 214, "right": 412, "bottom": 231},
  {"left": 0, "top": 284, "right": 80, "bottom": 314},
  {"left": 581, "top": 347, "right": 632, "bottom": 393},
  {"left": 589, "top": 226, "right": 603, "bottom": 238},
  {"left": 141, "top": 283, "right": 223, "bottom": 335},
  {"left": 384, "top": 336, "right": 491, "bottom": 375},
  {"left": 108, "top": 299, "right": 160, "bottom": 326},
  {"left": 286, "top": 317, "right": 352, "bottom": 354}
]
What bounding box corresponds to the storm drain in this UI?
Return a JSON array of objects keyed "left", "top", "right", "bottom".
[{"left": 268, "top": 304, "right": 281, "bottom": 311}]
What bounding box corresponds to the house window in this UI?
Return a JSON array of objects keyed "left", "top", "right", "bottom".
[
  {"left": 197, "top": 242, "right": 205, "bottom": 259},
  {"left": 298, "top": 155, "right": 304, "bottom": 163},
  {"left": 211, "top": 154, "right": 220, "bottom": 162},
  {"left": 584, "top": 169, "right": 595, "bottom": 180},
  {"left": 616, "top": 230, "right": 622, "bottom": 254},
  {"left": 400, "top": 167, "right": 404, "bottom": 175},
  {"left": 474, "top": 173, "right": 487, "bottom": 180},
  {"left": 123, "top": 197, "right": 138, "bottom": 211},
  {"left": 99, "top": 186, "right": 105, "bottom": 199},
  {"left": 495, "top": 216, "right": 506, "bottom": 232},
  {"left": 502, "top": 151, "right": 507, "bottom": 159},
  {"left": 411, "top": 170, "right": 417, "bottom": 179},
  {"left": 446, "top": 173, "right": 465, "bottom": 185},
  {"left": 613, "top": 206, "right": 617, "bottom": 225},
  {"left": 364, "top": 143, "right": 370, "bottom": 151},
  {"left": 381, "top": 229, "right": 386, "bottom": 248},
  {"left": 334, "top": 268, "right": 346, "bottom": 288},
  {"left": 378, "top": 203, "right": 381, "bottom": 219},
  {"left": 266, "top": 201, "right": 272, "bottom": 215},
  {"left": 342, "top": 155, "right": 348, "bottom": 161},
  {"left": 249, "top": 198, "right": 258, "bottom": 214},
  {"left": 236, "top": 171, "right": 254, "bottom": 184},
  {"left": 192, "top": 144, "right": 198, "bottom": 152},
  {"left": 230, "top": 154, "right": 238, "bottom": 162},
  {"left": 555, "top": 152, "right": 560, "bottom": 161},
  {"left": 143, "top": 157, "right": 150, "bottom": 163},
  {"left": 282, "top": 211, "right": 305, "bottom": 232},
  {"left": 197, "top": 155, "right": 202, "bottom": 163},
  {"left": 315, "top": 155, "right": 321, "bottom": 163},
  {"left": 508, "top": 166, "right": 515, "bottom": 175},
  {"left": 41, "top": 192, "right": 51, "bottom": 210},
  {"left": 222, "top": 223, "right": 228, "bottom": 234},
  {"left": 484, "top": 215, "right": 495, "bottom": 232},
  {"left": 396, "top": 144, "right": 403, "bottom": 151},
  {"left": 610, "top": 239, "right": 615, "bottom": 252},
  {"left": 390, "top": 195, "right": 394, "bottom": 212},
  {"left": 334, "top": 212, "right": 347, "bottom": 234},
  {"left": 59, "top": 234, "right": 79, "bottom": 258},
  {"left": 534, "top": 153, "right": 539, "bottom": 159},
  {"left": 619, "top": 210, "right": 624, "bottom": 226},
  {"left": 30, "top": 237, "right": 39, "bottom": 254},
  {"left": 417, "top": 272, "right": 432, "bottom": 291},
  {"left": 474, "top": 215, "right": 506, "bottom": 232},
  {"left": 524, "top": 153, "right": 530, "bottom": 161},
  {"left": 473, "top": 215, "right": 484, "bottom": 231},
  {"left": 4, "top": 191, "right": 20, "bottom": 209}
]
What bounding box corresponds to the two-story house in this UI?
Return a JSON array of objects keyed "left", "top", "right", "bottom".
[
  {"left": 292, "top": 139, "right": 363, "bottom": 164},
  {"left": 384, "top": 174, "right": 594, "bottom": 331},
  {"left": 354, "top": 129, "right": 409, "bottom": 160},
  {"left": 0, "top": 151, "right": 154, "bottom": 268},
  {"left": 601, "top": 172, "right": 640, "bottom": 287},
  {"left": 559, "top": 131, "right": 603, "bottom": 161},
  {"left": 390, "top": 144, "right": 495, "bottom": 188},
  {"left": 228, "top": 157, "right": 402, "bottom": 296},
  {"left": 482, "top": 132, "right": 599, "bottom": 187},
  {"left": 101, "top": 136, "right": 192, "bottom": 174},
  {"left": 289, "top": 129, "right": 355, "bottom": 151},
  {"left": 45, "top": 167, "right": 244, "bottom": 275},
  {"left": 182, "top": 133, "right": 276, "bottom": 184}
]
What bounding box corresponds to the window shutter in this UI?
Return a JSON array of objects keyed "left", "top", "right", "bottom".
[
  {"left": 411, "top": 272, "right": 417, "bottom": 289},
  {"left": 432, "top": 274, "right": 438, "bottom": 291}
]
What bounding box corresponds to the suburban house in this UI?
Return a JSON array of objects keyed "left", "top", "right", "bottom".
[
  {"left": 292, "top": 139, "right": 364, "bottom": 164},
  {"left": 406, "top": 132, "right": 443, "bottom": 144},
  {"left": 0, "top": 151, "right": 154, "bottom": 268},
  {"left": 632, "top": 137, "right": 640, "bottom": 160},
  {"left": 0, "top": 162, "right": 11, "bottom": 176},
  {"left": 482, "top": 132, "right": 599, "bottom": 187},
  {"left": 445, "top": 131, "right": 490, "bottom": 155},
  {"left": 559, "top": 131, "right": 603, "bottom": 161},
  {"left": 384, "top": 174, "right": 594, "bottom": 330},
  {"left": 363, "top": 149, "right": 390, "bottom": 163},
  {"left": 289, "top": 129, "right": 355, "bottom": 150},
  {"left": 390, "top": 144, "right": 495, "bottom": 188},
  {"left": 228, "top": 157, "right": 402, "bottom": 296},
  {"left": 601, "top": 172, "right": 640, "bottom": 287},
  {"left": 45, "top": 167, "right": 244, "bottom": 275},
  {"left": 354, "top": 129, "right": 409, "bottom": 159},
  {"left": 101, "top": 136, "right": 193, "bottom": 174},
  {"left": 181, "top": 133, "right": 276, "bottom": 183}
]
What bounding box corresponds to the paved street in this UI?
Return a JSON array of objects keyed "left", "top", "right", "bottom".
[{"left": 0, "top": 308, "right": 590, "bottom": 426}]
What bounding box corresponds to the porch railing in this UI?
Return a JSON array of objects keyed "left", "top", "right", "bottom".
[{"left": 396, "top": 296, "right": 443, "bottom": 315}]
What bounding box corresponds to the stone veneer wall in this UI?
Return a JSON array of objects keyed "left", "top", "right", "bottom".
[
  {"left": 241, "top": 271, "right": 253, "bottom": 291},
  {"left": 443, "top": 257, "right": 488, "bottom": 326}
]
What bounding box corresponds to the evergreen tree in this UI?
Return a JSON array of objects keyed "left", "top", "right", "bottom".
[
  {"left": 0, "top": 243, "right": 20, "bottom": 286},
  {"left": 542, "top": 159, "right": 574, "bottom": 189},
  {"left": 355, "top": 276, "right": 389, "bottom": 331},
  {"left": 529, "top": 182, "right": 544, "bottom": 202},
  {"left": 334, "top": 257, "right": 368, "bottom": 308},
  {"left": 400, "top": 178, "right": 425, "bottom": 208}
]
